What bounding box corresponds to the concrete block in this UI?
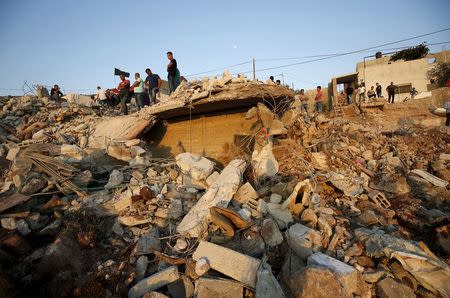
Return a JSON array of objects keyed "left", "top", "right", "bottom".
[
  {"left": 192, "top": 241, "right": 260, "bottom": 288},
  {"left": 128, "top": 266, "right": 180, "bottom": 298},
  {"left": 175, "top": 152, "right": 214, "bottom": 181}
]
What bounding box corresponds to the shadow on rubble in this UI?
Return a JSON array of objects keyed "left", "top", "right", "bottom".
[{"left": 0, "top": 206, "right": 127, "bottom": 298}]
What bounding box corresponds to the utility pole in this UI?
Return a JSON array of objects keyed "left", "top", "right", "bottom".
[
  {"left": 281, "top": 73, "right": 285, "bottom": 85},
  {"left": 291, "top": 82, "right": 294, "bottom": 90},
  {"left": 252, "top": 58, "right": 256, "bottom": 80}
]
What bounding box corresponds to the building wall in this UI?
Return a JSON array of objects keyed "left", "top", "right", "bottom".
[
  {"left": 356, "top": 57, "right": 431, "bottom": 95},
  {"left": 355, "top": 50, "right": 450, "bottom": 96},
  {"left": 145, "top": 111, "right": 256, "bottom": 160}
]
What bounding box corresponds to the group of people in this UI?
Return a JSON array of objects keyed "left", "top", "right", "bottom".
[
  {"left": 267, "top": 76, "right": 282, "bottom": 85},
  {"left": 95, "top": 51, "right": 180, "bottom": 115},
  {"left": 344, "top": 82, "right": 397, "bottom": 104},
  {"left": 294, "top": 86, "right": 325, "bottom": 113}
]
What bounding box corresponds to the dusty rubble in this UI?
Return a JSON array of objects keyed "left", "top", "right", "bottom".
[{"left": 0, "top": 77, "right": 449, "bottom": 298}]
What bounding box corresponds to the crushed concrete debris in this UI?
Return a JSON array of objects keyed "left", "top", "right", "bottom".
[{"left": 0, "top": 78, "right": 449, "bottom": 297}]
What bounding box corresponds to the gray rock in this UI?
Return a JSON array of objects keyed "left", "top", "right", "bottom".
[
  {"left": 261, "top": 218, "right": 283, "bottom": 247},
  {"left": 105, "top": 170, "right": 124, "bottom": 189},
  {"left": 256, "top": 264, "right": 285, "bottom": 298},
  {"left": 136, "top": 256, "right": 148, "bottom": 282},
  {"left": 16, "top": 219, "right": 31, "bottom": 235},
  {"left": 134, "top": 228, "right": 161, "bottom": 255},
  {"left": 286, "top": 224, "right": 322, "bottom": 259}
]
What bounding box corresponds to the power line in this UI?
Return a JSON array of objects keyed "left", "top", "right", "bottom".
[
  {"left": 250, "top": 27, "right": 450, "bottom": 73},
  {"left": 257, "top": 41, "right": 450, "bottom": 62},
  {"left": 185, "top": 60, "right": 252, "bottom": 77}
]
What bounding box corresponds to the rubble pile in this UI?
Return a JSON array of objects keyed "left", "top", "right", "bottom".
[{"left": 0, "top": 82, "right": 449, "bottom": 298}]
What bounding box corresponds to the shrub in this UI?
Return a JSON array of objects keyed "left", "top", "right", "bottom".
[{"left": 390, "top": 43, "right": 429, "bottom": 62}]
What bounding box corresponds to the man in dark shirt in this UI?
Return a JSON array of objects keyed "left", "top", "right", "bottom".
[
  {"left": 386, "top": 82, "right": 397, "bottom": 103},
  {"left": 145, "top": 68, "right": 162, "bottom": 105},
  {"left": 117, "top": 74, "right": 130, "bottom": 114},
  {"left": 375, "top": 83, "right": 382, "bottom": 98},
  {"left": 50, "top": 84, "right": 63, "bottom": 100},
  {"left": 345, "top": 85, "right": 354, "bottom": 104},
  {"left": 167, "top": 51, "right": 179, "bottom": 93}
]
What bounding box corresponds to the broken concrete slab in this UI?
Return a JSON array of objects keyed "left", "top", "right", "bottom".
[
  {"left": 267, "top": 203, "right": 293, "bottom": 229},
  {"left": 287, "top": 224, "right": 322, "bottom": 259},
  {"left": 252, "top": 142, "right": 279, "bottom": 179},
  {"left": 232, "top": 182, "right": 258, "bottom": 205},
  {"left": 254, "top": 102, "right": 288, "bottom": 135},
  {"left": 176, "top": 159, "right": 246, "bottom": 238},
  {"left": 175, "top": 153, "right": 215, "bottom": 181},
  {"left": 128, "top": 266, "right": 180, "bottom": 298},
  {"left": 307, "top": 252, "right": 358, "bottom": 295},
  {"left": 328, "top": 172, "right": 364, "bottom": 197},
  {"left": 194, "top": 278, "right": 243, "bottom": 298},
  {"left": 285, "top": 265, "right": 350, "bottom": 298},
  {"left": 192, "top": 241, "right": 260, "bottom": 288},
  {"left": 410, "top": 169, "right": 448, "bottom": 188},
  {"left": 355, "top": 227, "right": 450, "bottom": 297},
  {"left": 88, "top": 114, "right": 156, "bottom": 149},
  {"left": 256, "top": 264, "right": 285, "bottom": 298}
]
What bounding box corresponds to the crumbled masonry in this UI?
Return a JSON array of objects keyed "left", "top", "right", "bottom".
[{"left": 0, "top": 74, "right": 449, "bottom": 297}]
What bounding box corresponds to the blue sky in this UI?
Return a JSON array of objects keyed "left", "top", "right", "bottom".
[{"left": 1, "top": 0, "right": 449, "bottom": 95}]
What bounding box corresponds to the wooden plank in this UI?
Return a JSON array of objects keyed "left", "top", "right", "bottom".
[{"left": 0, "top": 193, "right": 31, "bottom": 213}]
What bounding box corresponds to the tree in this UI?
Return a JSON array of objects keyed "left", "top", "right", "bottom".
[
  {"left": 389, "top": 43, "right": 429, "bottom": 62},
  {"left": 428, "top": 62, "right": 450, "bottom": 87}
]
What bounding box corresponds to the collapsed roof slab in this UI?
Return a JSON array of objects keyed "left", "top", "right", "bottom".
[
  {"left": 145, "top": 84, "right": 295, "bottom": 120},
  {"left": 88, "top": 114, "right": 157, "bottom": 148}
]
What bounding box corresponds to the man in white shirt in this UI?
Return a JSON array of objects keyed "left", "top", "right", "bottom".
[
  {"left": 95, "top": 86, "right": 107, "bottom": 105},
  {"left": 132, "top": 73, "right": 145, "bottom": 110},
  {"left": 358, "top": 84, "right": 366, "bottom": 103}
]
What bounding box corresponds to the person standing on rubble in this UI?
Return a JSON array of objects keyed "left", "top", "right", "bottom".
[
  {"left": 50, "top": 84, "right": 63, "bottom": 100},
  {"left": 95, "top": 86, "right": 108, "bottom": 106},
  {"left": 314, "top": 86, "right": 324, "bottom": 113},
  {"left": 145, "top": 68, "right": 162, "bottom": 105},
  {"left": 358, "top": 83, "right": 366, "bottom": 103},
  {"left": 345, "top": 84, "right": 354, "bottom": 104},
  {"left": 167, "top": 51, "right": 179, "bottom": 93},
  {"left": 297, "top": 89, "right": 309, "bottom": 113},
  {"left": 376, "top": 83, "right": 382, "bottom": 98},
  {"left": 386, "top": 82, "right": 397, "bottom": 103},
  {"left": 132, "top": 73, "right": 145, "bottom": 111},
  {"left": 117, "top": 74, "right": 130, "bottom": 115}
]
